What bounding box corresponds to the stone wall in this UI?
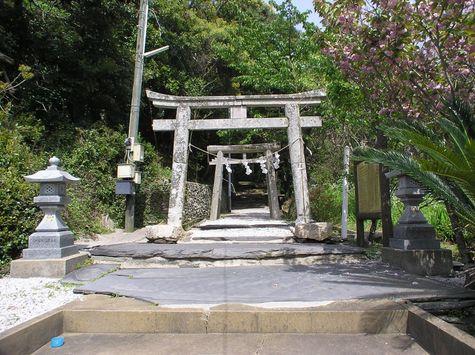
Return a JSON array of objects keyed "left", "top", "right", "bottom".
[
  {"left": 183, "top": 182, "right": 212, "bottom": 227},
  {"left": 135, "top": 181, "right": 211, "bottom": 228}
]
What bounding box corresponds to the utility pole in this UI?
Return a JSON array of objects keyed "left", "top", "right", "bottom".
[{"left": 123, "top": 0, "right": 169, "bottom": 232}]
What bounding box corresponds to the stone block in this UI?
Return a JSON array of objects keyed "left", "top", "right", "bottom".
[
  {"left": 145, "top": 224, "right": 184, "bottom": 244},
  {"left": 382, "top": 247, "right": 452, "bottom": 276},
  {"left": 389, "top": 238, "right": 440, "bottom": 250},
  {"left": 0, "top": 308, "right": 63, "bottom": 355},
  {"left": 23, "top": 245, "right": 78, "bottom": 259},
  {"left": 294, "top": 222, "right": 332, "bottom": 241},
  {"left": 10, "top": 252, "right": 89, "bottom": 278}
]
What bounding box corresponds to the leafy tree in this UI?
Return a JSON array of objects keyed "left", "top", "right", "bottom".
[{"left": 314, "top": 0, "right": 474, "bottom": 122}]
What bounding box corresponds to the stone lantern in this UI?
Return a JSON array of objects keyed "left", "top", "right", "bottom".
[
  {"left": 10, "top": 157, "right": 88, "bottom": 277},
  {"left": 382, "top": 172, "right": 452, "bottom": 276}
]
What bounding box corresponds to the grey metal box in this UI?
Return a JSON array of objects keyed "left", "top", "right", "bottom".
[{"left": 115, "top": 180, "right": 135, "bottom": 195}]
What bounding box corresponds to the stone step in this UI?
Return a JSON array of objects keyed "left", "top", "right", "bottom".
[
  {"left": 197, "top": 223, "right": 291, "bottom": 230},
  {"left": 89, "top": 242, "right": 364, "bottom": 268},
  {"left": 33, "top": 333, "right": 427, "bottom": 355},
  {"left": 187, "top": 235, "right": 293, "bottom": 243},
  {"left": 62, "top": 296, "right": 409, "bottom": 334},
  {"left": 186, "top": 227, "right": 294, "bottom": 244},
  {"left": 5, "top": 294, "right": 475, "bottom": 355}
]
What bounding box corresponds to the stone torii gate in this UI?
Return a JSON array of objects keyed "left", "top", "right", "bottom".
[
  {"left": 207, "top": 143, "right": 282, "bottom": 221},
  {"left": 147, "top": 90, "right": 325, "bottom": 228}
]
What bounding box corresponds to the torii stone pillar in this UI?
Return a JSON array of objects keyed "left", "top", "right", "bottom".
[
  {"left": 168, "top": 104, "right": 191, "bottom": 227},
  {"left": 210, "top": 151, "right": 224, "bottom": 220},
  {"left": 286, "top": 103, "right": 311, "bottom": 224},
  {"left": 266, "top": 149, "right": 281, "bottom": 219}
]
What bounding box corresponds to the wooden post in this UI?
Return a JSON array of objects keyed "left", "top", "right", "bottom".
[
  {"left": 341, "top": 146, "right": 350, "bottom": 240},
  {"left": 354, "top": 162, "right": 365, "bottom": 247},
  {"left": 210, "top": 151, "right": 224, "bottom": 220},
  {"left": 124, "top": 0, "right": 148, "bottom": 232},
  {"left": 286, "top": 104, "right": 311, "bottom": 224},
  {"left": 266, "top": 150, "right": 281, "bottom": 219},
  {"left": 167, "top": 105, "right": 191, "bottom": 227}
]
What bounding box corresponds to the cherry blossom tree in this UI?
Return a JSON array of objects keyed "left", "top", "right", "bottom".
[{"left": 314, "top": 0, "right": 474, "bottom": 121}]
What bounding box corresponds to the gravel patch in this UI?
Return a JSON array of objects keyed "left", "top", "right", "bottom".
[{"left": 0, "top": 276, "right": 81, "bottom": 333}]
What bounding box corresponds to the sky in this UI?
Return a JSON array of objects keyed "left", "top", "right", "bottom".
[{"left": 271, "top": 0, "right": 320, "bottom": 25}]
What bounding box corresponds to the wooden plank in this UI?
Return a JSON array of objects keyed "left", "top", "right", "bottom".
[
  {"left": 152, "top": 116, "right": 322, "bottom": 132},
  {"left": 207, "top": 143, "right": 280, "bottom": 154}
]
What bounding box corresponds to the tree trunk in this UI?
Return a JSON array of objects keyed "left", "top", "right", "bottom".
[{"left": 446, "top": 205, "right": 473, "bottom": 265}]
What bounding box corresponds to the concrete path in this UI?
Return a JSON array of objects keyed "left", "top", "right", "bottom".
[
  {"left": 74, "top": 262, "right": 475, "bottom": 307},
  {"left": 34, "top": 333, "right": 426, "bottom": 355}
]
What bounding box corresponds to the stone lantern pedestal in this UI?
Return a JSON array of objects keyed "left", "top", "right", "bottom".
[
  {"left": 10, "top": 157, "right": 88, "bottom": 278},
  {"left": 382, "top": 174, "right": 452, "bottom": 276}
]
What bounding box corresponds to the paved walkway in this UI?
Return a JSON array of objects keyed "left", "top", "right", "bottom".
[
  {"left": 74, "top": 262, "right": 475, "bottom": 307},
  {"left": 76, "top": 207, "right": 475, "bottom": 308}
]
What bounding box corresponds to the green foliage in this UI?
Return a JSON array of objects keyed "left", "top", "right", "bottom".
[
  {"left": 59, "top": 125, "right": 126, "bottom": 234},
  {"left": 353, "top": 99, "right": 475, "bottom": 225},
  {"left": 1, "top": 0, "right": 137, "bottom": 127},
  {"left": 309, "top": 183, "right": 349, "bottom": 225},
  {"left": 135, "top": 141, "right": 171, "bottom": 226},
  {"left": 0, "top": 106, "right": 44, "bottom": 265},
  {"left": 215, "top": 0, "right": 323, "bottom": 93}
]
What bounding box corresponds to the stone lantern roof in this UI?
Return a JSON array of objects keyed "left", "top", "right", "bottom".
[{"left": 24, "top": 156, "right": 80, "bottom": 183}]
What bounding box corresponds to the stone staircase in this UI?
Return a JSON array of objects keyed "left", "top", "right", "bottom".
[
  {"left": 182, "top": 208, "right": 295, "bottom": 244},
  {"left": 87, "top": 207, "right": 365, "bottom": 268}
]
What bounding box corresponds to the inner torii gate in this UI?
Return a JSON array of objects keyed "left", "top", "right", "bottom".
[
  {"left": 207, "top": 143, "right": 282, "bottom": 221},
  {"left": 147, "top": 90, "right": 325, "bottom": 228}
]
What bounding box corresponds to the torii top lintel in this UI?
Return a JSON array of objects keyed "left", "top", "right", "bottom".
[{"left": 146, "top": 90, "right": 325, "bottom": 109}]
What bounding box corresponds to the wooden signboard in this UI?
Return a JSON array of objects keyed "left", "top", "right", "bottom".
[{"left": 354, "top": 162, "right": 393, "bottom": 247}]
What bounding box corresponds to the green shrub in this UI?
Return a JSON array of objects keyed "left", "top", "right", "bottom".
[
  {"left": 0, "top": 109, "right": 45, "bottom": 265},
  {"left": 134, "top": 141, "right": 171, "bottom": 226},
  {"left": 59, "top": 125, "right": 126, "bottom": 234},
  {"left": 60, "top": 125, "right": 171, "bottom": 235}
]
